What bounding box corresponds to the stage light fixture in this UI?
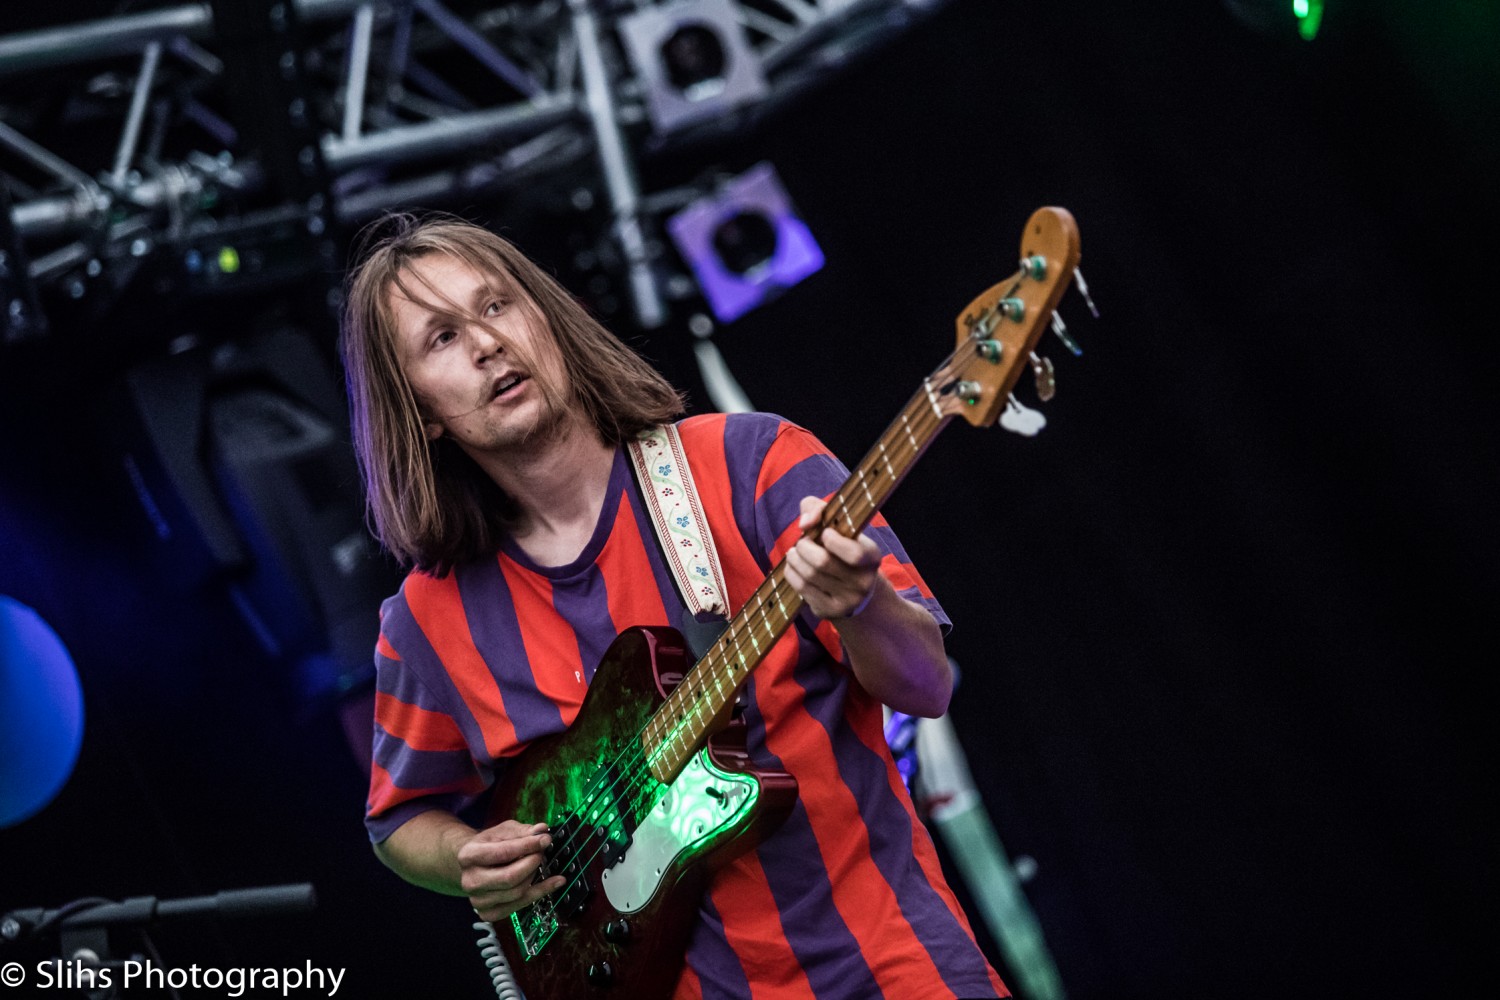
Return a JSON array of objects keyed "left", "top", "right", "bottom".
[
  {"left": 1293, "top": 0, "right": 1324, "bottom": 40},
  {"left": 0, "top": 596, "right": 84, "bottom": 828},
  {"left": 665, "top": 162, "right": 824, "bottom": 323},
  {"left": 618, "top": 0, "right": 768, "bottom": 134},
  {"left": 1224, "top": 0, "right": 1325, "bottom": 39}
]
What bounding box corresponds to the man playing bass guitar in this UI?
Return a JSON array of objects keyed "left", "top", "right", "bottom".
[{"left": 343, "top": 214, "right": 1007, "bottom": 1000}]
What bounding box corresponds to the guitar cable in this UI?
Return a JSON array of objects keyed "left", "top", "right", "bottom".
[{"left": 473, "top": 919, "right": 524, "bottom": 1000}]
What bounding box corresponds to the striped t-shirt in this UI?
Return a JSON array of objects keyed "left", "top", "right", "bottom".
[{"left": 366, "top": 412, "right": 1007, "bottom": 1000}]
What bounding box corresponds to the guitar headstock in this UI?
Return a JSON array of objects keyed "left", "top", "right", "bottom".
[{"left": 936, "top": 207, "right": 1082, "bottom": 428}]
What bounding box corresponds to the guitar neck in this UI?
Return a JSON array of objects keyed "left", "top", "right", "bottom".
[{"left": 641, "top": 384, "right": 956, "bottom": 783}]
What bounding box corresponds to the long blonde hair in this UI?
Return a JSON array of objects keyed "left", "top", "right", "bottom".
[{"left": 340, "top": 213, "right": 684, "bottom": 574}]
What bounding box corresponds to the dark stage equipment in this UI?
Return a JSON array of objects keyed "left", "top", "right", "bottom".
[
  {"left": 1, "top": 884, "right": 317, "bottom": 1000},
  {"left": 117, "top": 326, "right": 397, "bottom": 711}
]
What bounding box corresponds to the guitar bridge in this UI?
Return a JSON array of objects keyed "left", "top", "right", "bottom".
[{"left": 511, "top": 902, "right": 559, "bottom": 961}]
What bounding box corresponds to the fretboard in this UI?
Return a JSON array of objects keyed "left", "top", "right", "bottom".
[{"left": 641, "top": 380, "right": 956, "bottom": 782}]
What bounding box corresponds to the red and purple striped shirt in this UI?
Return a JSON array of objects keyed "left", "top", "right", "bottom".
[{"left": 366, "top": 412, "right": 1007, "bottom": 1000}]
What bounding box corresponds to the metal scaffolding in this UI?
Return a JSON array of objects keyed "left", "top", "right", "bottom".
[{"left": 0, "top": 0, "right": 946, "bottom": 337}]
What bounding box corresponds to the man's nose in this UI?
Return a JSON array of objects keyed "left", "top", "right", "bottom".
[{"left": 468, "top": 323, "right": 504, "bottom": 362}]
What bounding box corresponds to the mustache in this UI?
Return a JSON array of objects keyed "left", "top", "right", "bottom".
[{"left": 430, "top": 374, "right": 530, "bottom": 420}]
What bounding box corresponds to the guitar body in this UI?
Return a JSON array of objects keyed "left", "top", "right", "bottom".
[{"left": 484, "top": 625, "right": 798, "bottom": 1000}]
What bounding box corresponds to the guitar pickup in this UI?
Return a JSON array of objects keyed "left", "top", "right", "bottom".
[
  {"left": 599, "top": 829, "right": 632, "bottom": 868},
  {"left": 556, "top": 874, "right": 591, "bottom": 920}
]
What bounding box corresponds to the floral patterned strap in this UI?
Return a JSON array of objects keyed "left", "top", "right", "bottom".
[{"left": 626, "top": 425, "right": 728, "bottom": 618}]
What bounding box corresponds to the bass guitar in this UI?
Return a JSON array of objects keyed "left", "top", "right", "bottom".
[{"left": 480, "top": 206, "right": 1084, "bottom": 998}]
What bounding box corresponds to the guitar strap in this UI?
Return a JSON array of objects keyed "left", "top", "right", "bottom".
[{"left": 626, "top": 425, "right": 730, "bottom": 659}]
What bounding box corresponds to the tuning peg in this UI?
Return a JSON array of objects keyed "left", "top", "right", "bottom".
[
  {"left": 1073, "top": 269, "right": 1100, "bottom": 318},
  {"left": 999, "top": 394, "right": 1047, "bottom": 436},
  {"left": 1029, "top": 352, "right": 1056, "bottom": 402},
  {"left": 953, "top": 380, "right": 984, "bottom": 406},
  {"left": 1050, "top": 313, "right": 1082, "bottom": 356}
]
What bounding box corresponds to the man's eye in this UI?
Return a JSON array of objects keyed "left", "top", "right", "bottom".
[
  {"left": 433, "top": 329, "right": 456, "bottom": 347},
  {"left": 484, "top": 300, "right": 504, "bottom": 317}
]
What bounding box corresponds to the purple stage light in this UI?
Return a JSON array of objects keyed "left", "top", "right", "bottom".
[{"left": 666, "top": 162, "right": 825, "bottom": 323}]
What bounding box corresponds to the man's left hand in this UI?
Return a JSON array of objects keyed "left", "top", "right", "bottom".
[{"left": 783, "top": 496, "right": 883, "bottom": 620}]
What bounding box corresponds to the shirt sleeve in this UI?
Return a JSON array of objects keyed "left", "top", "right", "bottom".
[
  {"left": 747, "top": 416, "right": 950, "bottom": 636},
  {"left": 364, "top": 596, "right": 488, "bottom": 844}
]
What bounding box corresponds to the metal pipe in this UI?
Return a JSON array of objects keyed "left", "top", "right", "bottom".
[
  {"left": 334, "top": 125, "right": 588, "bottom": 222},
  {"left": 27, "top": 240, "right": 94, "bottom": 282},
  {"left": 0, "top": 0, "right": 373, "bottom": 78},
  {"left": 113, "top": 41, "right": 164, "bottom": 186},
  {"left": 168, "top": 34, "right": 223, "bottom": 76},
  {"left": 0, "top": 5, "right": 211, "bottom": 77},
  {"left": 343, "top": 4, "right": 376, "bottom": 141},
  {"left": 295, "top": 0, "right": 379, "bottom": 22},
  {"left": 321, "top": 96, "right": 577, "bottom": 171},
  {"left": 0, "top": 121, "right": 96, "bottom": 191},
  {"left": 414, "top": 0, "right": 541, "bottom": 98},
  {"left": 10, "top": 193, "right": 103, "bottom": 241},
  {"left": 568, "top": 0, "right": 664, "bottom": 328}
]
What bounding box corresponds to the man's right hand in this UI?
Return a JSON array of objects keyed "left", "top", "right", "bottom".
[
  {"left": 457, "top": 820, "right": 568, "bottom": 923},
  {"left": 373, "top": 810, "right": 567, "bottom": 921}
]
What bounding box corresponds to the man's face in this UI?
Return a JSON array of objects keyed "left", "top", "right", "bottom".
[{"left": 388, "top": 252, "right": 568, "bottom": 454}]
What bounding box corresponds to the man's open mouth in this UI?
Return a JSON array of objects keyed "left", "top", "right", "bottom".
[{"left": 492, "top": 374, "right": 527, "bottom": 398}]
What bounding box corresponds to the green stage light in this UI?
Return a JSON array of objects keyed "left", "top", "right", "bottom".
[{"left": 1294, "top": 0, "right": 1324, "bottom": 40}]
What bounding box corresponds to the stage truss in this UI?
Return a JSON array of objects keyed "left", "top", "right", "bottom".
[{"left": 0, "top": 0, "right": 949, "bottom": 338}]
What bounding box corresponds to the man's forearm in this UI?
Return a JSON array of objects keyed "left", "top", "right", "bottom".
[
  {"left": 373, "top": 809, "right": 477, "bottom": 896},
  {"left": 837, "top": 577, "right": 953, "bottom": 718}
]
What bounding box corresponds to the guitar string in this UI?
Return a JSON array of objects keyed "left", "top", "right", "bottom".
[{"left": 515, "top": 333, "right": 994, "bottom": 931}]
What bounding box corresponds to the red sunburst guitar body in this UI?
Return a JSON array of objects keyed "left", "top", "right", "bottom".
[{"left": 482, "top": 626, "right": 797, "bottom": 998}]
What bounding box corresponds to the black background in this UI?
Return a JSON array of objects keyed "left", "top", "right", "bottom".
[{"left": 2, "top": 1, "right": 1495, "bottom": 998}]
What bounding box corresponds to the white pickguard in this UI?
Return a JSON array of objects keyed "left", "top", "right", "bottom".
[{"left": 600, "top": 750, "right": 756, "bottom": 914}]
